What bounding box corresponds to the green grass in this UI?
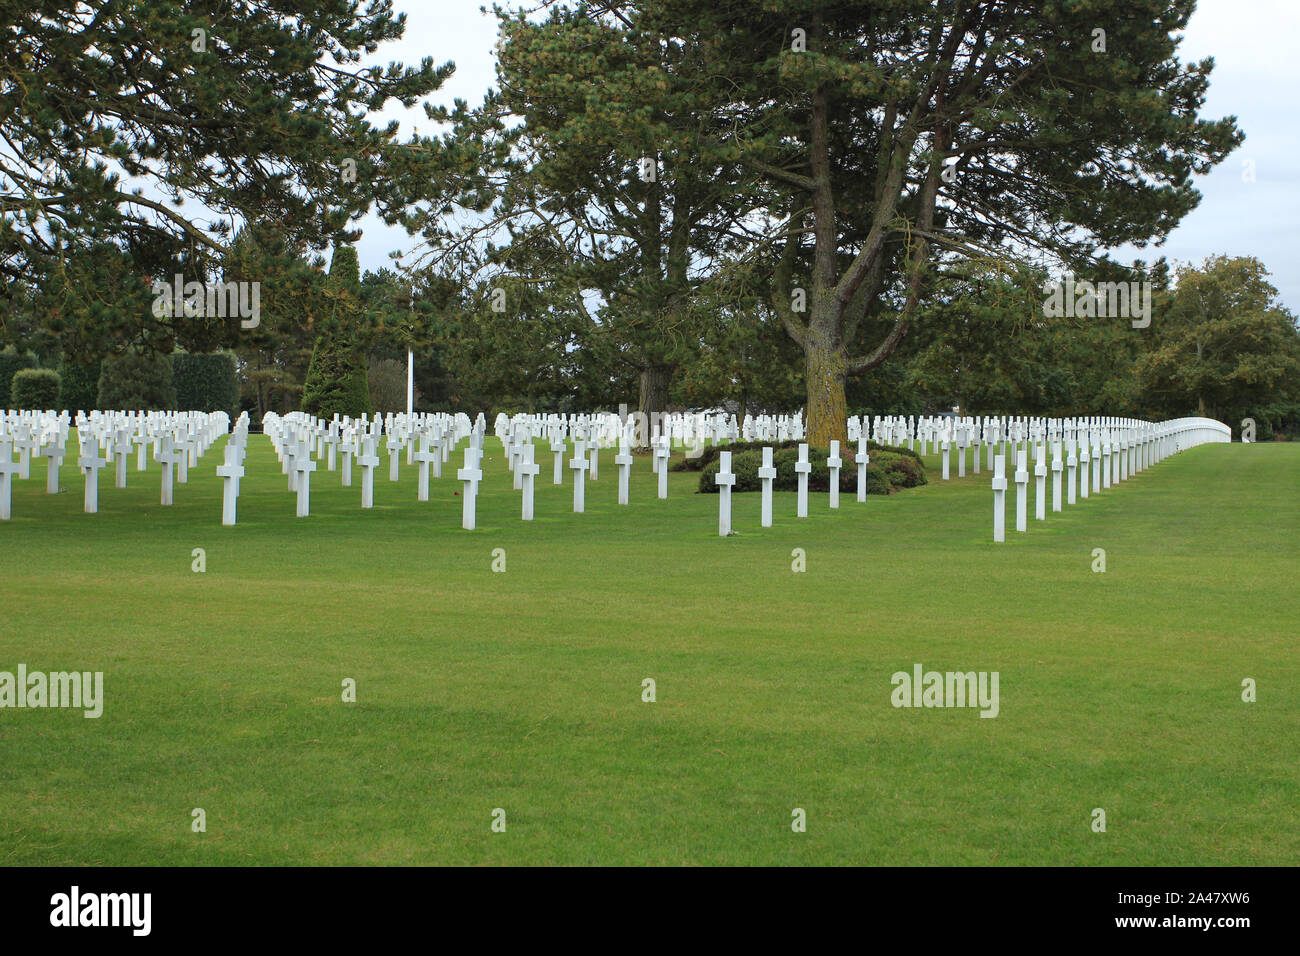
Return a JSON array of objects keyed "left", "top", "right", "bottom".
[{"left": 1, "top": 434, "right": 1296, "bottom": 865}]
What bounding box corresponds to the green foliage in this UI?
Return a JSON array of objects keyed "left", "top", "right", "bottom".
[
  {"left": 301, "top": 246, "right": 372, "bottom": 419},
  {"left": 1133, "top": 256, "right": 1300, "bottom": 436},
  {"left": 678, "top": 439, "right": 918, "bottom": 472},
  {"left": 10, "top": 368, "right": 60, "bottom": 409},
  {"left": 368, "top": 357, "right": 418, "bottom": 414},
  {"left": 172, "top": 353, "right": 239, "bottom": 415},
  {"left": 4, "top": 2, "right": 452, "bottom": 353},
  {"left": 57, "top": 356, "right": 102, "bottom": 412},
  {"left": 301, "top": 340, "right": 371, "bottom": 419},
  {"left": 98, "top": 353, "right": 176, "bottom": 411},
  {"left": 0, "top": 347, "right": 38, "bottom": 403},
  {"left": 225, "top": 223, "right": 323, "bottom": 421},
  {"left": 698, "top": 444, "right": 924, "bottom": 494}
]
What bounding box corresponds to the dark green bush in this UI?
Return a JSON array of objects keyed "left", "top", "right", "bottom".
[
  {"left": 699, "top": 444, "right": 925, "bottom": 494},
  {"left": 10, "top": 368, "right": 60, "bottom": 409},
  {"left": 172, "top": 352, "right": 239, "bottom": 414},
  {"left": 58, "top": 357, "right": 101, "bottom": 412},
  {"left": 676, "top": 437, "right": 921, "bottom": 472},
  {"left": 98, "top": 353, "right": 177, "bottom": 411},
  {"left": 301, "top": 338, "right": 371, "bottom": 419},
  {"left": 0, "top": 347, "right": 37, "bottom": 404}
]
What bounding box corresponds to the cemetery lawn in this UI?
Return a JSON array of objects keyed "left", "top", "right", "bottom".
[{"left": 2, "top": 436, "right": 1297, "bottom": 866}]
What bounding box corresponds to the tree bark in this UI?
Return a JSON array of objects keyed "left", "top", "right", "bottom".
[
  {"left": 638, "top": 363, "right": 674, "bottom": 444},
  {"left": 803, "top": 319, "right": 848, "bottom": 447}
]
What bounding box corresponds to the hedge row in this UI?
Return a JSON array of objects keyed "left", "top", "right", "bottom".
[
  {"left": 675, "top": 437, "right": 923, "bottom": 473},
  {"left": 172, "top": 352, "right": 239, "bottom": 416},
  {"left": 697, "top": 445, "right": 927, "bottom": 495},
  {"left": 0, "top": 347, "right": 37, "bottom": 403},
  {"left": 10, "top": 368, "right": 60, "bottom": 409}
]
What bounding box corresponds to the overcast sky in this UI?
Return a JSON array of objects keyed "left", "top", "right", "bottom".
[{"left": 352, "top": 0, "right": 1299, "bottom": 315}]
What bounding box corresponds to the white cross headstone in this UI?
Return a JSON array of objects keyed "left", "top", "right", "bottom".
[
  {"left": 519, "top": 443, "right": 540, "bottom": 520},
  {"left": 715, "top": 450, "right": 735, "bottom": 536},
  {"left": 294, "top": 442, "right": 316, "bottom": 517},
  {"left": 1051, "top": 441, "right": 1063, "bottom": 512},
  {"left": 157, "top": 435, "right": 179, "bottom": 506},
  {"left": 80, "top": 438, "right": 108, "bottom": 513},
  {"left": 358, "top": 438, "right": 380, "bottom": 509},
  {"left": 655, "top": 437, "right": 670, "bottom": 499},
  {"left": 1034, "top": 443, "right": 1047, "bottom": 520},
  {"left": 552, "top": 440, "right": 565, "bottom": 485},
  {"left": 991, "top": 454, "right": 1007, "bottom": 543},
  {"left": 0, "top": 441, "right": 18, "bottom": 520},
  {"left": 614, "top": 434, "right": 633, "bottom": 506},
  {"left": 41, "top": 440, "right": 64, "bottom": 494},
  {"left": 216, "top": 453, "right": 244, "bottom": 526},
  {"left": 758, "top": 446, "right": 776, "bottom": 527},
  {"left": 856, "top": 436, "right": 869, "bottom": 503},
  {"left": 387, "top": 434, "right": 402, "bottom": 482},
  {"left": 176, "top": 433, "right": 193, "bottom": 484},
  {"left": 570, "top": 440, "right": 589, "bottom": 513},
  {"left": 1080, "top": 442, "right": 1091, "bottom": 499},
  {"left": 457, "top": 446, "right": 483, "bottom": 530},
  {"left": 339, "top": 435, "right": 355, "bottom": 488},
  {"left": 1014, "top": 448, "right": 1028, "bottom": 533},
  {"left": 826, "top": 441, "right": 842, "bottom": 509},
  {"left": 112, "top": 431, "right": 129, "bottom": 488},
  {"left": 794, "top": 443, "right": 811, "bottom": 518},
  {"left": 414, "top": 435, "right": 436, "bottom": 502},
  {"left": 1066, "top": 440, "right": 1078, "bottom": 505},
  {"left": 14, "top": 431, "right": 34, "bottom": 481}
]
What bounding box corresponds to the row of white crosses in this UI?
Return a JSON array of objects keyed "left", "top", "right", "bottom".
[
  {"left": 712, "top": 438, "right": 870, "bottom": 537},
  {"left": 258, "top": 410, "right": 474, "bottom": 518},
  {"left": 990, "top": 416, "right": 1232, "bottom": 542},
  {"left": 0, "top": 409, "right": 228, "bottom": 518},
  {"left": 250, "top": 409, "right": 842, "bottom": 530},
  {"left": 853, "top": 412, "right": 1231, "bottom": 489}
]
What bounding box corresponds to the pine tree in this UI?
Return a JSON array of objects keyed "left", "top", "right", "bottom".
[{"left": 301, "top": 246, "right": 372, "bottom": 419}]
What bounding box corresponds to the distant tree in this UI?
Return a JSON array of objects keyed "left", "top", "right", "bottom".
[
  {"left": 11, "top": 368, "right": 60, "bottom": 409},
  {"left": 628, "top": 0, "right": 1242, "bottom": 443},
  {"left": 367, "top": 357, "right": 419, "bottom": 413},
  {"left": 98, "top": 353, "right": 176, "bottom": 411},
  {"left": 1133, "top": 256, "right": 1300, "bottom": 436},
  {"left": 1, "top": 0, "right": 453, "bottom": 352},
  {"left": 301, "top": 246, "right": 372, "bottom": 419}
]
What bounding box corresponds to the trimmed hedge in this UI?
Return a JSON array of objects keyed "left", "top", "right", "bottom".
[
  {"left": 698, "top": 445, "right": 925, "bottom": 495},
  {"left": 172, "top": 352, "right": 239, "bottom": 415},
  {"left": 301, "top": 338, "right": 371, "bottom": 419},
  {"left": 677, "top": 438, "right": 922, "bottom": 473},
  {"left": 98, "top": 353, "right": 177, "bottom": 411},
  {"left": 0, "top": 347, "right": 37, "bottom": 405},
  {"left": 58, "top": 357, "right": 101, "bottom": 412},
  {"left": 10, "top": 368, "right": 60, "bottom": 409}
]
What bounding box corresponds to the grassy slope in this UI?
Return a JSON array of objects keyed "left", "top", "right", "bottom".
[{"left": 1, "top": 434, "right": 1296, "bottom": 865}]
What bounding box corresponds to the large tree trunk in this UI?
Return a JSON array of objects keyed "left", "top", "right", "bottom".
[
  {"left": 803, "top": 322, "right": 848, "bottom": 448},
  {"left": 637, "top": 363, "right": 674, "bottom": 445}
]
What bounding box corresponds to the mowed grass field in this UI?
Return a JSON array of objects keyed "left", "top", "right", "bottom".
[{"left": 1, "top": 432, "right": 1296, "bottom": 866}]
